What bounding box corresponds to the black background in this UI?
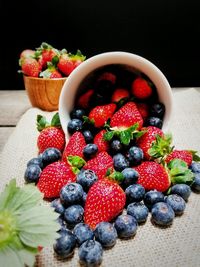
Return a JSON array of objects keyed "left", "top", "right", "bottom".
[{"left": 1, "top": 0, "right": 200, "bottom": 90}]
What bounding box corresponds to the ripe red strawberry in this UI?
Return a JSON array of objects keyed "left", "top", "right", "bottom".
[
  {"left": 111, "top": 88, "right": 130, "bottom": 103},
  {"left": 20, "top": 57, "right": 41, "bottom": 77},
  {"left": 136, "top": 126, "right": 164, "bottom": 160},
  {"left": 20, "top": 49, "right": 35, "bottom": 59},
  {"left": 94, "top": 130, "right": 109, "bottom": 152},
  {"left": 135, "top": 161, "right": 171, "bottom": 192},
  {"left": 77, "top": 89, "right": 94, "bottom": 109},
  {"left": 40, "top": 63, "right": 62, "bottom": 78},
  {"left": 165, "top": 150, "right": 193, "bottom": 166},
  {"left": 131, "top": 77, "right": 153, "bottom": 99},
  {"left": 89, "top": 103, "right": 117, "bottom": 128},
  {"left": 37, "top": 42, "right": 59, "bottom": 69},
  {"left": 84, "top": 178, "right": 126, "bottom": 229},
  {"left": 37, "top": 161, "right": 76, "bottom": 198},
  {"left": 136, "top": 103, "right": 149, "bottom": 120},
  {"left": 83, "top": 151, "right": 113, "bottom": 180},
  {"left": 110, "top": 101, "right": 143, "bottom": 130},
  {"left": 98, "top": 72, "right": 116, "bottom": 84},
  {"left": 37, "top": 113, "right": 65, "bottom": 153},
  {"left": 62, "top": 132, "right": 86, "bottom": 161},
  {"left": 57, "top": 50, "right": 85, "bottom": 76}
]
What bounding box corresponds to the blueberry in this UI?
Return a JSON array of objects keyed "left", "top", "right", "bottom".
[
  {"left": 150, "top": 102, "right": 165, "bottom": 118},
  {"left": 110, "top": 139, "right": 123, "bottom": 154},
  {"left": 113, "top": 153, "right": 129, "bottom": 171},
  {"left": 127, "top": 202, "right": 149, "bottom": 223},
  {"left": 151, "top": 202, "right": 175, "bottom": 226},
  {"left": 125, "top": 184, "right": 145, "bottom": 203},
  {"left": 73, "top": 223, "right": 94, "bottom": 246},
  {"left": 165, "top": 194, "right": 186, "bottom": 215},
  {"left": 83, "top": 130, "right": 94, "bottom": 143},
  {"left": 24, "top": 164, "right": 41, "bottom": 183},
  {"left": 41, "top": 147, "right": 62, "bottom": 166},
  {"left": 121, "top": 168, "right": 139, "bottom": 187},
  {"left": 191, "top": 173, "right": 200, "bottom": 192},
  {"left": 77, "top": 169, "right": 98, "bottom": 192},
  {"left": 78, "top": 240, "right": 103, "bottom": 266},
  {"left": 144, "top": 190, "right": 165, "bottom": 210},
  {"left": 145, "top": 117, "right": 163, "bottom": 129},
  {"left": 60, "top": 183, "right": 84, "bottom": 206},
  {"left": 64, "top": 204, "right": 84, "bottom": 226},
  {"left": 51, "top": 199, "right": 65, "bottom": 215},
  {"left": 53, "top": 229, "right": 76, "bottom": 258},
  {"left": 82, "top": 191, "right": 87, "bottom": 206},
  {"left": 170, "top": 184, "right": 191, "bottom": 201},
  {"left": 27, "top": 157, "right": 43, "bottom": 169},
  {"left": 67, "top": 119, "right": 83, "bottom": 134},
  {"left": 70, "top": 108, "right": 86, "bottom": 120},
  {"left": 126, "top": 146, "right": 144, "bottom": 165},
  {"left": 114, "top": 214, "right": 138, "bottom": 238},
  {"left": 94, "top": 222, "right": 117, "bottom": 248},
  {"left": 190, "top": 162, "right": 200, "bottom": 173},
  {"left": 83, "top": 144, "right": 98, "bottom": 159}
]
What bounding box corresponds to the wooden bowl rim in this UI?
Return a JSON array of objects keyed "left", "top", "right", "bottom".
[{"left": 23, "top": 75, "right": 67, "bottom": 82}]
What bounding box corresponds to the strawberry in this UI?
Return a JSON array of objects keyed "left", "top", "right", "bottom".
[
  {"left": 111, "top": 88, "right": 130, "bottom": 103},
  {"left": 62, "top": 131, "right": 86, "bottom": 161},
  {"left": 37, "top": 161, "right": 76, "bottom": 198},
  {"left": 58, "top": 50, "right": 86, "bottom": 76},
  {"left": 20, "top": 57, "right": 41, "bottom": 77},
  {"left": 165, "top": 150, "right": 193, "bottom": 166},
  {"left": 89, "top": 103, "right": 117, "bottom": 128},
  {"left": 131, "top": 77, "right": 153, "bottom": 99},
  {"left": 94, "top": 130, "right": 109, "bottom": 152},
  {"left": 77, "top": 89, "right": 94, "bottom": 109},
  {"left": 36, "top": 42, "right": 59, "bottom": 69},
  {"left": 83, "top": 151, "right": 113, "bottom": 180},
  {"left": 135, "top": 161, "right": 171, "bottom": 192},
  {"left": 98, "top": 72, "right": 116, "bottom": 84},
  {"left": 20, "top": 49, "right": 35, "bottom": 59},
  {"left": 37, "top": 112, "right": 65, "bottom": 153},
  {"left": 136, "top": 103, "right": 149, "bottom": 120},
  {"left": 84, "top": 177, "right": 126, "bottom": 229},
  {"left": 40, "top": 62, "right": 62, "bottom": 78},
  {"left": 110, "top": 102, "right": 143, "bottom": 130}
]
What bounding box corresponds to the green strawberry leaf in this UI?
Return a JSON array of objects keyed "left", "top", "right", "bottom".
[
  {"left": 149, "top": 133, "right": 173, "bottom": 160},
  {"left": 103, "top": 131, "right": 115, "bottom": 141},
  {"left": 83, "top": 116, "right": 95, "bottom": 125},
  {"left": 52, "top": 55, "right": 59, "bottom": 66},
  {"left": 51, "top": 112, "right": 61, "bottom": 127},
  {"left": 189, "top": 150, "right": 200, "bottom": 162},
  {"left": 36, "top": 115, "right": 49, "bottom": 131},
  {"left": 67, "top": 155, "right": 86, "bottom": 169},
  {"left": 119, "top": 130, "right": 132, "bottom": 145}
]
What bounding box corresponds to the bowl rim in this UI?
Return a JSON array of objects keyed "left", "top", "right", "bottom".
[
  {"left": 59, "top": 51, "right": 173, "bottom": 138},
  {"left": 23, "top": 75, "right": 67, "bottom": 81}
]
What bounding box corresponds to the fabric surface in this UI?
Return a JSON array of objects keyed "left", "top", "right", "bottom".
[{"left": 0, "top": 88, "right": 200, "bottom": 267}]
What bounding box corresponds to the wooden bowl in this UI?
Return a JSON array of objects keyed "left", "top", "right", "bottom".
[{"left": 23, "top": 76, "right": 67, "bottom": 111}]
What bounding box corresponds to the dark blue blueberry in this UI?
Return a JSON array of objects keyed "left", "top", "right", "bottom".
[
  {"left": 150, "top": 102, "right": 165, "bottom": 118},
  {"left": 190, "top": 162, "right": 200, "bottom": 173},
  {"left": 73, "top": 223, "right": 94, "bottom": 246},
  {"left": 113, "top": 153, "right": 129, "bottom": 172},
  {"left": 78, "top": 240, "right": 103, "bottom": 267},
  {"left": 125, "top": 184, "right": 145, "bottom": 203},
  {"left": 70, "top": 108, "right": 86, "bottom": 120},
  {"left": 77, "top": 169, "right": 98, "bottom": 192},
  {"left": 51, "top": 198, "right": 65, "bottom": 215},
  {"left": 191, "top": 173, "right": 200, "bottom": 192},
  {"left": 64, "top": 205, "right": 84, "bottom": 226},
  {"left": 60, "top": 183, "right": 84, "bottom": 206},
  {"left": 171, "top": 184, "right": 191, "bottom": 201},
  {"left": 67, "top": 119, "right": 83, "bottom": 134},
  {"left": 151, "top": 202, "right": 175, "bottom": 226},
  {"left": 53, "top": 229, "right": 76, "bottom": 258},
  {"left": 27, "top": 157, "right": 44, "bottom": 169},
  {"left": 94, "top": 222, "right": 117, "bottom": 248},
  {"left": 24, "top": 164, "right": 41, "bottom": 183},
  {"left": 110, "top": 139, "right": 123, "bottom": 154},
  {"left": 41, "top": 147, "right": 62, "bottom": 166},
  {"left": 126, "top": 146, "right": 144, "bottom": 165},
  {"left": 114, "top": 214, "right": 138, "bottom": 238},
  {"left": 144, "top": 190, "right": 165, "bottom": 210},
  {"left": 145, "top": 116, "right": 163, "bottom": 129},
  {"left": 82, "top": 191, "right": 87, "bottom": 207},
  {"left": 165, "top": 194, "right": 186, "bottom": 215},
  {"left": 121, "top": 168, "right": 139, "bottom": 187},
  {"left": 83, "top": 144, "right": 98, "bottom": 159},
  {"left": 127, "top": 202, "right": 149, "bottom": 223},
  {"left": 83, "top": 130, "right": 94, "bottom": 143},
  {"left": 56, "top": 215, "right": 66, "bottom": 229}
]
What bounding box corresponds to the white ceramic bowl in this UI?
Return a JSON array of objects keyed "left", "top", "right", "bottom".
[{"left": 59, "top": 51, "right": 173, "bottom": 139}]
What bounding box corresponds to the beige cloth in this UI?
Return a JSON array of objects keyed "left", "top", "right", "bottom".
[{"left": 0, "top": 88, "right": 200, "bottom": 267}]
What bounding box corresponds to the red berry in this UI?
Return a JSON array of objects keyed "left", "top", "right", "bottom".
[
  {"left": 77, "top": 89, "right": 94, "bottom": 109},
  {"left": 132, "top": 77, "right": 153, "bottom": 99},
  {"left": 111, "top": 88, "right": 130, "bottom": 103},
  {"left": 94, "top": 130, "right": 109, "bottom": 152},
  {"left": 165, "top": 150, "right": 193, "bottom": 166}
]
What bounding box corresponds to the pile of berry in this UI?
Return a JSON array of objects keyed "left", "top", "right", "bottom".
[
  {"left": 24, "top": 69, "right": 200, "bottom": 266},
  {"left": 18, "top": 42, "right": 86, "bottom": 78}
]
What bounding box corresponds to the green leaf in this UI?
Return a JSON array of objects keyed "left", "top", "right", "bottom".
[
  {"left": 83, "top": 116, "right": 94, "bottom": 125},
  {"left": 36, "top": 115, "right": 49, "bottom": 131},
  {"left": 0, "top": 179, "right": 18, "bottom": 211},
  {"left": 52, "top": 55, "right": 59, "bottom": 66},
  {"left": 189, "top": 150, "right": 200, "bottom": 162},
  {"left": 51, "top": 112, "right": 61, "bottom": 127},
  {"left": 67, "top": 155, "right": 86, "bottom": 169},
  {"left": 103, "top": 131, "right": 115, "bottom": 141},
  {"left": 149, "top": 133, "right": 173, "bottom": 160},
  {"left": 119, "top": 130, "right": 132, "bottom": 145},
  {"left": 168, "top": 159, "right": 187, "bottom": 169}
]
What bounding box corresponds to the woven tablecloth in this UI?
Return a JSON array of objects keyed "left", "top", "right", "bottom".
[{"left": 0, "top": 88, "right": 200, "bottom": 267}]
